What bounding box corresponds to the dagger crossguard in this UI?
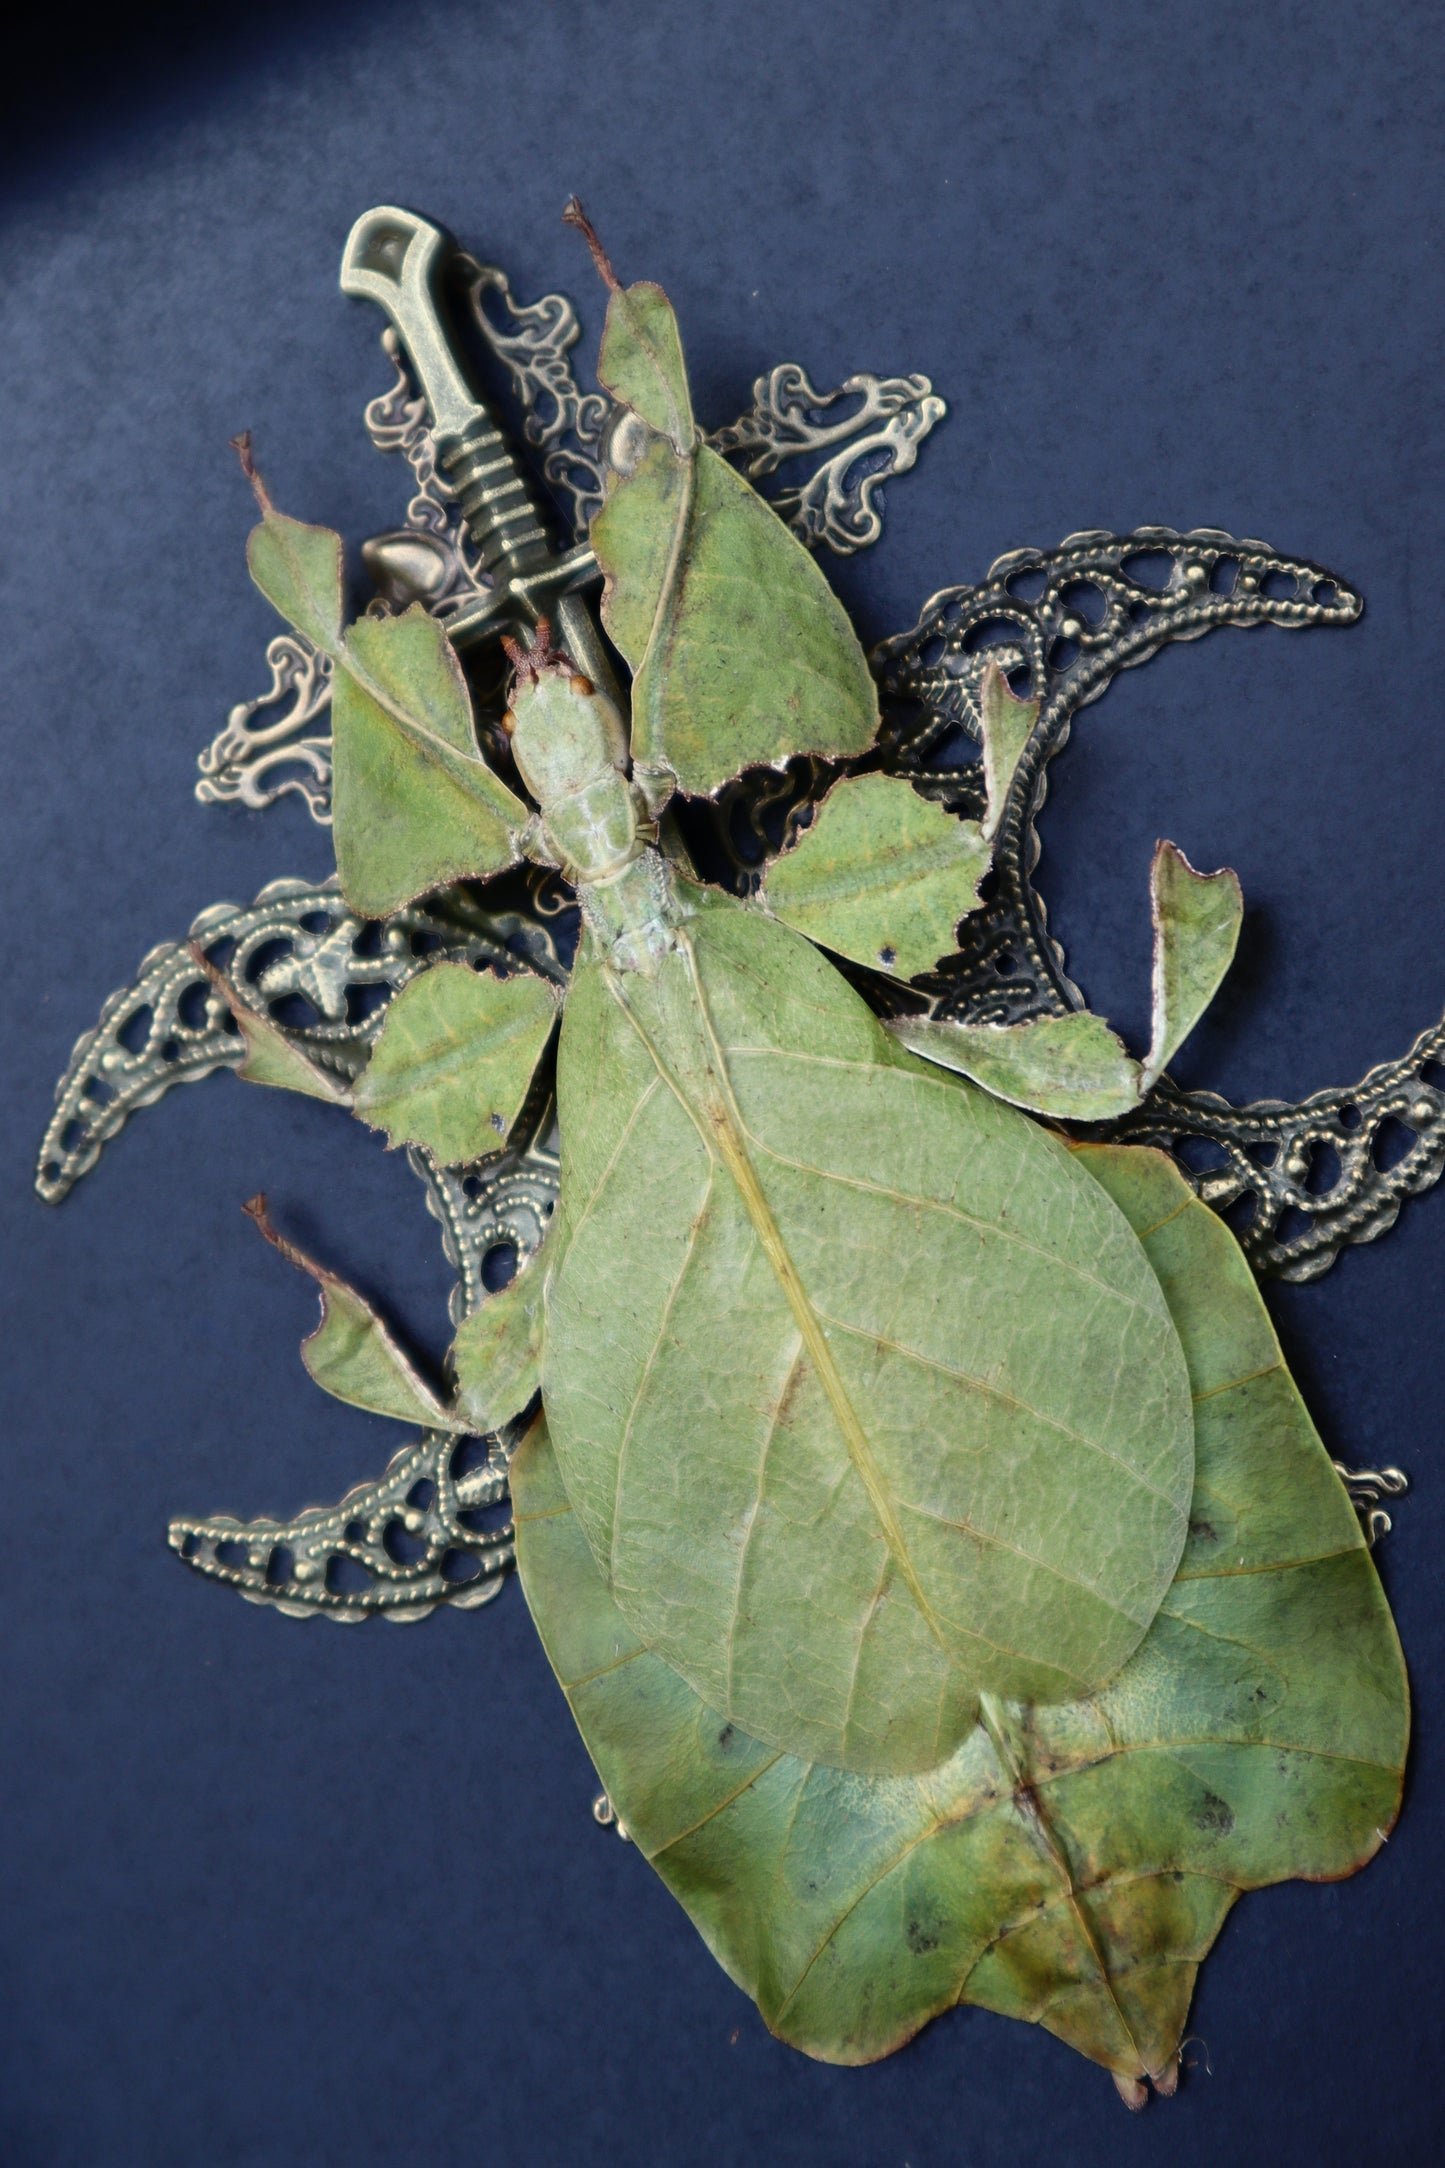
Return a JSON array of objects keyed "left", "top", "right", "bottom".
[{"left": 340, "top": 206, "right": 605, "bottom": 670}]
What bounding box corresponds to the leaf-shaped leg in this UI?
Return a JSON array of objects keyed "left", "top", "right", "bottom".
[
  {"left": 891, "top": 843, "right": 1242, "bottom": 1119},
  {"left": 354, "top": 959, "right": 559, "bottom": 1165},
  {"left": 575, "top": 225, "right": 879, "bottom": 798},
  {"left": 243, "top": 1195, "right": 461, "bottom": 1430},
  {"left": 762, "top": 773, "right": 991, "bottom": 978},
  {"left": 239, "top": 455, "right": 528, "bottom": 914},
  {"left": 753, "top": 664, "right": 1044, "bottom": 990},
  {"left": 450, "top": 1227, "right": 548, "bottom": 1435}
]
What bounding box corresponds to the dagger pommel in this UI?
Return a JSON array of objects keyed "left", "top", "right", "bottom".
[{"left": 341, "top": 206, "right": 554, "bottom": 582}]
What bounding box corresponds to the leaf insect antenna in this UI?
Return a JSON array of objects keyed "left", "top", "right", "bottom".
[{"left": 561, "top": 197, "right": 621, "bottom": 291}]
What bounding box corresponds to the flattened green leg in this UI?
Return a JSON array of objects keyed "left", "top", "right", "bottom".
[
  {"left": 568, "top": 201, "right": 880, "bottom": 801},
  {"left": 892, "top": 841, "right": 1242, "bottom": 1119}
]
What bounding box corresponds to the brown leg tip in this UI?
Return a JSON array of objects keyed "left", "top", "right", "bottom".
[{"left": 561, "top": 196, "right": 620, "bottom": 292}]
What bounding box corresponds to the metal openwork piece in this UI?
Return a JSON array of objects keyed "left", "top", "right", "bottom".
[{"left": 40, "top": 207, "right": 1426, "bottom": 1621}]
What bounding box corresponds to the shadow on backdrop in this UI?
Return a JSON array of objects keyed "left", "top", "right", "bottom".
[{"left": 2, "top": 0, "right": 372, "bottom": 185}]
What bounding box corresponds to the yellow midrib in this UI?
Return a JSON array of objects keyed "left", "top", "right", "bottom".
[{"left": 608, "top": 937, "right": 946, "bottom": 1651}]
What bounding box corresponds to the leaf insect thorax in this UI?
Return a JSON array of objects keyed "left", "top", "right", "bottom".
[{"left": 503, "top": 619, "right": 679, "bottom": 973}]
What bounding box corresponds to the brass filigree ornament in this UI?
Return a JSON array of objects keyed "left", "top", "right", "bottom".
[{"left": 37, "top": 206, "right": 1418, "bottom": 2098}]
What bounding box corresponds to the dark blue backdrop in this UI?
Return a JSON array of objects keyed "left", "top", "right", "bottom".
[{"left": 3, "top": 4, "right": 1442, "bottom": 2161}]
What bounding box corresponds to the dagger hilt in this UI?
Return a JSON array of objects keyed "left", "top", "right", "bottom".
[
  {"left": 340, "top": 205, "right": 606, "bottom": 686},
  {"left": 439, "top": 407, "right": 554, "bottom": 581}
]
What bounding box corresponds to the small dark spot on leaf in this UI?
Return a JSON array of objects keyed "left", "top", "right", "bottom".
[
  {"left": 490, "top": 1111, "right": 506, "bottom": 1133},
  {"left": 1194, "top": 1788, "right": 1235, "bottom": 1835},
  {"left": 1188, "top": 1517, "right": 1218, "bottom": 1545},
  {"left": 717, "top": 1724, "right": 735, "bottom": 1749},
  {"left": 878, "top": 946, "right": 897, "bottom": 969},
  {"left": 906, "top": 1919, "right": 940, "bottom": 1955}
]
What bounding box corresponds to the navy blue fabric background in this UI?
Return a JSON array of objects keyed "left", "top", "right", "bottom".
[{"left": 3, "top": 3, "right": 1442, "bottom": 2160}]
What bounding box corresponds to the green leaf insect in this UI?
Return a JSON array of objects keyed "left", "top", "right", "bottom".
[{"left": 227, "top": 218, "right": 1406, "bottom": 2100}]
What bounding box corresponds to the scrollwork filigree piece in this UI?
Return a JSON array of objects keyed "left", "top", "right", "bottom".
[
  {"left": 460, "top": 257, "right": 610, "bottom": 541},
  {"left": 195, "top": 636, "right": 335, "bottom": 820},
  {"left": 711, "top": 365, "right": 946, "bottom": 554},
  {"left": 1333, "top": 1463, "right": 1409, "bottom": 1547}
]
